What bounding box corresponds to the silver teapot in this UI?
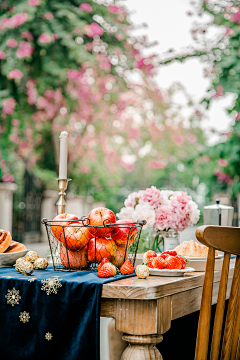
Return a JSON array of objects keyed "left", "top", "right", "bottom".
[{"left": 203, "top": 199, "right": 234, "bottom": 226}]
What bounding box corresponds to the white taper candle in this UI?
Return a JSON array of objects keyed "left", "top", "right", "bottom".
[{"left": 59, "top": 131, "right": 68, "bottom": 179}]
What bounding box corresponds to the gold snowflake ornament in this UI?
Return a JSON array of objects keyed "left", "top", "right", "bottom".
[
  {"left": 45, "top": 332, "right": 53, "bottom": 341},
  {"left": 28, "top": 277, "right": 37, "bottom": 282},
  {"left": 19, "top": 311, "right": 30, "bottom": 323},
  {"left": 5, "top": 287, "right": 21, "bottom": 307},
  {"left": 41, "top": 276, "right": 62, "bottom": 295}
]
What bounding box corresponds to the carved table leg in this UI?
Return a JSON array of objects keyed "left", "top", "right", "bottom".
[{"left": 120, "top": 334, "right": 163, "bottom": 360}]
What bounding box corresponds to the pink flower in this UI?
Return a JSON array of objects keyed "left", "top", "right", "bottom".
[
  {"left": 139, "top": 186, "right": 163, "bottom": 209},
  {"left": 68, "top": 69, "right": 82, "bottom": 81},
  {"left": 135, "top": 58, "right": 154, "bottom": 75},
  {"left": 187, "top": 133, "right": 197, "bottom": 143},
  {"left": 85, "top": 23, "right": 104, "bottom": 38},
  {"left": 39, "top": 33, "right": 52, "bottom": 43},
  {"left": 155, "top": 206, "right": 172, "bottom": 231},
  {"left": 28, "top": 0, "right": 40, "bottom": 5},
  {"left": 108, "top": 5, "right": 120, "bottom": 14},
  {"left": 16, "top": 41, "right": 34, "bottom": 58},
  {"left": 37, "top": 97, "right": 48, "bottom": 109},
  {"left": 214, "top": 170, "right": 232, "bottom": 184},
  {"left": 224, "top": 28, "right": 233, "bottom": 36},
  {"left": 79, "top": 3, "right": 92, "bottom": 12},
  {"left": 171, "top": 213, "right": 190, "bottom": 232},
  {"left": 2, "top": 174, "right": 14, "bottom": 183},
  {"left": 230, "top": 10, "right": 240, "bottom": 24},
  {"left": 12, "top": 118, "right": 19, "bottom": 126},
  {"left": 124, "top": 192, "right": 139, "bottom": 208},
  {"left": 6, "top": 38, "right": 18, "bottom": 48},
  {"left": 0, "top": 13, "right": 28, "bottom": 30},
  {"left": 8, "top": 69, "right": 23, "bottom": 79},
  {"left": 85, "top": 42, "right": 93, "bottom": 51},
  {"left": 0, "top": 51, "right": 5, "bottom": 59},
  {"left": 26, "top": 79, "right": 36, "bottom": 88},
  {"left": 171, "top": 191, "right": 192, "bottom": 217},
  {"left": 236, "top": 113, "right": 240, "bottom": 121},
  {"left": 218, "top": 159, "right": 228, "bottom": 167},
  {"left": 132, "top": 204, "right": 156, "bottom": 230},
  {"left": 27, "top": 88, "right": 38, "bottom": 104},
  {"left": 214, "top": 85, "right": 224, "bottom": 98},
  {"left": 44, "top": 12, "right": 54, "bottom": 20},
  {"left": 21, "top": 31, "right": 34, "bottom": 41},
  {"left": 148, "top": 160, "right": 166, "bottom": 169},
  {"left": 172, "top": 135, "right": 184, "bottom": 146},
  {"left": 2, "top": 98, "right": 16, "bottom": 115}
]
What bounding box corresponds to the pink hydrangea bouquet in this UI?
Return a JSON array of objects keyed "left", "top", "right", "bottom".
[{"left": 117, "top": 186, "right": 200, "bottom": 252}]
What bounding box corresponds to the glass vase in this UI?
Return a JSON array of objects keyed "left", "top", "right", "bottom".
[{"left": 149, "top": 228, "right": 180, "bottom": 253}]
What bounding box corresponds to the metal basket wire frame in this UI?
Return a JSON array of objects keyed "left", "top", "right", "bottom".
[{"left": 42, "top": 217, "right": 146, "bottom": 272}]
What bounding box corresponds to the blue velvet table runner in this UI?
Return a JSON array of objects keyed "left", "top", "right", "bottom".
[{"left": 0, "top": 266, "right": 134, "bottom": 360}]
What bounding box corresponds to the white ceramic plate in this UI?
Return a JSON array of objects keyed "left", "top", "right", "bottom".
[
  {"left": 186, "top": 255, "right": 222, "bottom": 260},
  {"left": 149, "top": 267, "right": 195, "bottom": 277},
  {"left": 0, "top": 249, "right": 29, "bottom": 267}
]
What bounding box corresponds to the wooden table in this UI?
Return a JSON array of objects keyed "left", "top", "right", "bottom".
[{"left": 100, "top": 260, "right": 235, "bottom": 359}]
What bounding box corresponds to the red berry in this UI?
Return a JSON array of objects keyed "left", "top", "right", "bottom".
[
  {"left": 120, "top": 259, "right": 134, "bottom": 275},
  {"left": 143, "top": 250, "right": 157, "bottom": 264},
  {"left": 159, "top": 253, "right": 168, "bottom": 260},
  {"left": 152, "top": 256, "right": 166, "bottom": 269},
  {"left": 165, "top": 255, "right": 182, "bottom": 270},
  {"left": 98, "top": 257, "right": 110, "bottom": 272},
  {"left": 98, "top": 263, "right": 116, "bottom": 278},
  {"left": 147, "top": 258, "right": 155, "bottom": 268},
  {"left": 176, "top": 255, "right": 187, "bottom": 269},
  {"left": 161, "top": 250, "right": 177, "bottom": 257}
]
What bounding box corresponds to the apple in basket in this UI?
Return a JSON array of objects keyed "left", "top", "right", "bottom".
[
  {"left": 88, "top": 237, "right": 116, "bottom": 263},
  {"left": 87, "top": 207, "right": 116, "bottom": 238},
  {"left": 60, "top": 245, "right": 88, "bottom": 269},
  {"left": 111, "top": 243, "right": 128, "bottom": 268},
  {"left": 51, "top": 213, "right": 79, "bottom": 242},
  {"left": 64, "top": 225, "right": 90, "bottom": 251},
  {"left": 112, "top": 219, "right": 138, "bottom": 247}
]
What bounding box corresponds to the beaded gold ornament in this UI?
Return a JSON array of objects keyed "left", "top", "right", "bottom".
[
  {"left": 34, "top": 258, "right": 48, "bottom": 270},
  {"left": 136, "top": 265, "right": 149, "bottom": 279}
]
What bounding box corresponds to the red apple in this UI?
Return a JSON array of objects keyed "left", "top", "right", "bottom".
[
  {"left": 111, "top": 244, "right": 128, "bottom": 268},
  {"left": 64, "top": 226, "right": 90, "bottom": 251},
  {"left": 60, "top": 245, "right": 88, "bottom": 269},
  {"left": 51, "top": 213, "right": 79, "bottom": 242},
  {"left": 88, "top": 237, "right": 116, "bottom": 263},
  {"left": 112, "top": 219, "right": 138, "bottom": 247},
  {"left": 87, "top": 207, "right": 116, "bottom": 238}
]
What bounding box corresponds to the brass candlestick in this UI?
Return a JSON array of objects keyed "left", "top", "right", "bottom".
[{"left": 56, "top": 178, "right": 71, "bottom": 215}]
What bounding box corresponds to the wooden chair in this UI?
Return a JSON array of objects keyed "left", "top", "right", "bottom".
[{"left": 195, "top": 225, "right": 240, "bottom": 360}]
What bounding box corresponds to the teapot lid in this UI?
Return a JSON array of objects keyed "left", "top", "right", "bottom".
[{"left": 204, "top": 199, "right": 234, "bottom": 210}]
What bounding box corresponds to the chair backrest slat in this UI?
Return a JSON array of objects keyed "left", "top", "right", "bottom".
[
  {"left": 230, "top": 286, "right": 240, "bottom": 360},
  {"left": 210, "top": 253, "right": 231, "bottom": 360},
  {"left": 220, "top": 256, "right": 240, "bottom": 360},
  {"left": 195, "top": 246, "right": 215, "bottom": 360},
  {"left": 195, "top": 226, "right": 240, "bottom": 360}
]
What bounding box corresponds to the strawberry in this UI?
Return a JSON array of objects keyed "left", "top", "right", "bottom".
[
  {"left": 152, "top": 256, "right": 166, "bottom": 269},
  {"left": 165, "top": 255, "right": 182, "bottom": 270},
  {"left": 176, "top": 255, "right": 187, "bottom": 269},
  {"left": 159, "top": 253, "right": 169, "bottom": 260},
  {"left": 120, "top": 259, "right": 134, "bottom": 275},
  {"left": 98, "top": 262, "right": 117, "bottom": 278},
  {"left": 98, "top": 257, "right": 110, "bottom": 272},
  {"left": 161, "top": 250, "right": 177, "bottom": 257},
  {"left": 147, "top": 258, "right": 155, "bottom": 268},
  {"left": 143, "top": 250, "right": 157, "bottom": 264}
]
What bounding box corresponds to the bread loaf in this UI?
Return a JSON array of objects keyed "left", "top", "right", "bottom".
[{"left": 173, "top": 240, "right": 218, "bottom": 257}]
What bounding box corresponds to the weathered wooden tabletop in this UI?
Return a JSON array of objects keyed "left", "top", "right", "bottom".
[{"left": 100, "top": 260, "right": 235, "bottom": 359}]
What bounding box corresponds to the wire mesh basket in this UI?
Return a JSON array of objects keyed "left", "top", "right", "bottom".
[{"left": 42, "top": 217, "right": 146, "bottom": 272}]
